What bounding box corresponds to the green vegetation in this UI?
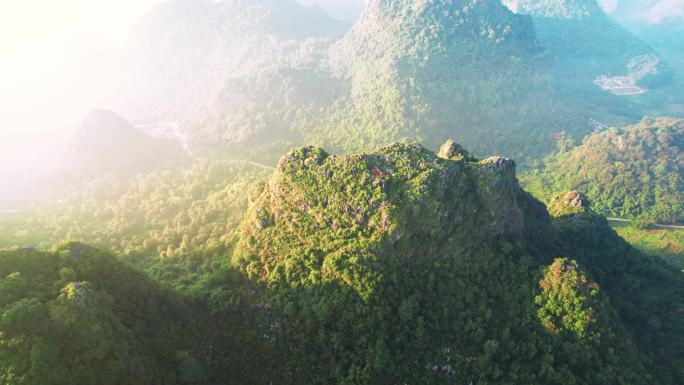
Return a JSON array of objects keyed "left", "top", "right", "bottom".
[
  {"left": 550, "top": 208, "right": 684, "bottom": 383},
  {"left": 536, "top": 258, "right": 605, "bottom": 339},
  {"left": 521, "top": 117, "right": 683, "bottom": 223},
  {"left": 2, "top": 141, "right": 683, "bottom": 384},
  {"left": 0, "top": 161, "right": 267, "bottom": 253},
  {"left": 0, "top": 160, "right": 269, "bottom": 287},
  {"left": 1, "top": 0, "right": 682, "bottom": 382},
  {"left": 0, "top": 243, "right": 190, "bottom": 384},
  {"left": 119, "top": 0, "right": 588, "bottom": 164},
  {"left": 231, "top": 142, "right": 683, "bottom": 383},
  {"left": 0, "top": 243, "right": 276, "bottom": 385},
  {"left": 316, "top": 0, "right": 585, "bottom": 160},
  {"left": 610, "top": 223, "right": 684, "bottom": 269}
]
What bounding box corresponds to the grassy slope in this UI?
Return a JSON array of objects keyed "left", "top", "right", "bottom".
[{"left": 610, "top": 222, "right": 684, "bottom": 270}]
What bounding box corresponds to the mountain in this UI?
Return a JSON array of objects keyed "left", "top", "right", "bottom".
[
  {"left": 0, "top": 243, "right": 192, "bottom": 384},
  {"left": 319, "top": 0, "right": 584, "bottom": 159},
  {"left": 232, "top": 140, "right": 683, "bottom": 383},
  {"left": 62, "top": 110, "right": 186, "bottom": 178},
  {"left": 116, "top": 0, "right": 351, "bottom": 153},
  {"left": 504, "top": 0, "right": 675, "bottom": 124},
  {"left": 2, "top": 140, "right": 683, "bottom": 383},
  {"left": 111, "top": 0, "right": 586, "bottom": 162},
  {"left": 521, "top": 117, "right": 684, "bottom": 224}
]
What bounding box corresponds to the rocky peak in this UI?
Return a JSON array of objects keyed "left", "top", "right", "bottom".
[
  {"left": 548, "top": 190, "right": 590, "bottom": 216},
  {"left": 438, "top": 139, "right": 477, "bottom": 161},
  {"left": 236, "top": 143, "right": 541, "bottom": 281}
]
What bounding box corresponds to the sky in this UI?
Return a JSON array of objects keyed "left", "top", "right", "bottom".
[
  {"left": 0, "top": 0, "right": 681, "bottom": 201},
  {"left": 647, "top": 0, "right": 684, "bottom": 22}
]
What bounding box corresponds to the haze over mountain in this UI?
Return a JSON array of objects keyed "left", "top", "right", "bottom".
[
  {"left": 110, "top": 0, "right": 586, "bottom": 163},
  {"left": 111, "top": 0, "right": 351, "bottom": 154},
  {"left": 63, "top": 110, "right": 187, "bottom": 179},
  {"left": 503, "top": 0, "right": 677, "bottom": 125},
  {"left": 3, "top": 0, "right": 682, "bottom": 204}
]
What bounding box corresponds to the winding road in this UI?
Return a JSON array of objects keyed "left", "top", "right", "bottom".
[
  {"left": 607, "top": 217, "right": 684, "bottom": 230},
  {"left": 243, "top": 160, "right": 276, "bottom": 171}
]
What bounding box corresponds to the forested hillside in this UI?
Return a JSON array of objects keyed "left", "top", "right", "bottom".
[
  {"left": 2, "top": 141, "right": 682, "bottom": 384},
  {"left": 0, "top": 160, "right": 269, "bottom": 283},
  {"left": 521, "top": 117, "right": 683, "bottom": 224},
  {"left": 0, "top": 244, "right": 191, "bottom": 384},
  {"left": 111, "top": 0, "right": 586, "bottom": 162}
]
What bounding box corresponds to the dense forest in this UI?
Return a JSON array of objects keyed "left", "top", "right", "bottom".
[
  {"left": 0, "top": 160, "right": 268, "bottom": 286},
  {"left": 2, "top": 142, "right": 683, "bottom": 384},
  {"left": 1, "top": 0, "right": 683, "bottom": 384},
  {"left": 521, "top": 117, "right": 683, "bottom": 224}
]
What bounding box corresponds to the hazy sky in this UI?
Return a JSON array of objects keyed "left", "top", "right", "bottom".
[
  {"left": 648, "top": 0, "right": 684, "bottom": 22},
  {"left": 0, "top": 0, "right": 681, "bottom": 199},
  {"left": 0, "top": 0, "right": 163, "bottom": 192}
]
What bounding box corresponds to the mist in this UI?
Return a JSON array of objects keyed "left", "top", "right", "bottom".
[
  {"left": 0, "top": 0, "right": 361, "bottom": 203},
  {"left": 0, "top": 0, "right": 682, "bottom": 204}
]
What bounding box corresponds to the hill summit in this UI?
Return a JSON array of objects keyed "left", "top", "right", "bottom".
[
  {"left": 231, "top": 139, "right": 684, "bottom": 383},
  {"left": 321, "top": 0, "right": 584, "bottom": 158}
]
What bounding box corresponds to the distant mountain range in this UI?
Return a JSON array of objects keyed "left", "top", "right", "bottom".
[
  {"left": 504, "top": 0, "right": 676, "bottom": 123},
  {"left": 65, "top": 0, "right": 682, "bottom": 173},
  {"left": 106, "top": 0, "right": 587, "bottom": 162}
]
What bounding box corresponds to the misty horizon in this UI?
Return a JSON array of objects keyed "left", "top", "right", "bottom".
[{"left": 0, "top": 0, "right": 683, "bottom": 203}]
